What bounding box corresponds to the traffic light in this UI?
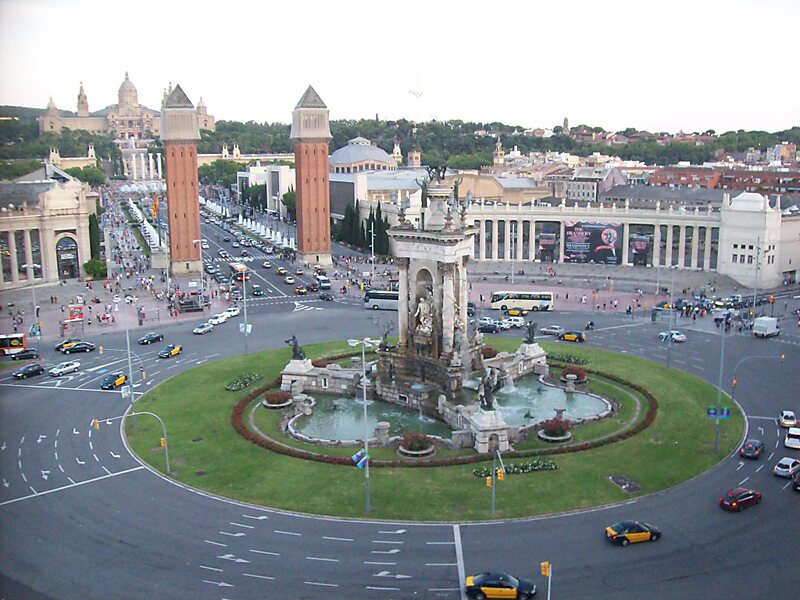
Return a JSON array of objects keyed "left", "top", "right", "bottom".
[
  {"left": 780, "top": 354, "right": 785, "bottom": 363},
  {"left": 497, "top": 468, "right": 505, "bottom": 481},
  {"left": 541, "top": 561, "right": 551, "bottom": 577},
  {"left": 769, "top": 295, "right": 774, "bottom": 304},
  {"left": 485, "top": 476, "right": 492, "bottom": 488},
  {"left": 732, "top": 379, "right": 737, "bottom": 389}
]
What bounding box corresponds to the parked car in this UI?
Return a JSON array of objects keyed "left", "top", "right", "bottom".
[
  {"left": 478, "top": 316, "right": 497, "bottom": 326},
  {"left": 63, "top": 341, "right": 95, "bottom": 354},
  {"left": 193, "top": 322, "right": 214, "bottom": 335},
  {"left": 478, "top": 322, "right": 500, "bottom": 334},
  {"left": 208, "top": 313, "right": 228, "bottom": 325},
  {"left": 659, "top": 330, "right": 687, "bottom": 343},
  {"left": 740, "top": 439, "right": 765, "bottom": 459},
  {"left": 719, "top": 487, "right": 762, "bottom": 511},
  {"left": 560, "top": 331, "right": 586, "bottom": 343},
  {"left": 158, "top": 344, "right": 182, "bottom": 359},
  {"left": 138, "top": 332, "right": 164, "bottom": 345},
  {"left": 100, "top": 372, "right": 127, "bottom": 390},
  {"left": 778, "top": 410, "right": 797, "bottom": 428},
  {"left": 464, "top": 572, "right": 536, "bottom": 600},
  {"left": 540, "top": 325, "right": 564, "bottom": 336},
  {"left": 773, "top": 457, "right": 800, "bottom": 478},
  {"left": 11, "top": 348, "right": 39, "bottom": 360},
  {"left": 504, "top": 316, "right": 525, "bottom": 328},
  {"left": 13, "top": 363, "right": 44, "bottom": 379},
  {"left": 605, "top": 521, "right": 661, "bottom": 546},
  {"left": 49, "top": 361, "right": 81, "bottom": 377}
]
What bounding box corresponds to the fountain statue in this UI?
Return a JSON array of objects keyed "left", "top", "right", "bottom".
[{"left": 284, "top": 335, "right": 306, "bottom": 360}]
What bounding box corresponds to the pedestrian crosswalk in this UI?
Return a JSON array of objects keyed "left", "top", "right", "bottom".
[{"left": 293, "top": 301, "right": 324, "bottom": 312}]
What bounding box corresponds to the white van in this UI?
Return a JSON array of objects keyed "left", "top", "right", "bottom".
[
  {"left": 505, "top": 316, "right": 526, "bottom": 328},
  {"left": 784, "top": 427, "right": 800, "bottom": 449}
]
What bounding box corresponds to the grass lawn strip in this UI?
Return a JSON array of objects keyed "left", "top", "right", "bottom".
[{"left": 126, "top": 337, "right": 743, "bottom": 521}]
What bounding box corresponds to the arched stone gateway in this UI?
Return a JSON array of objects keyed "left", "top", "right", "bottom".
[{"left": 55, "top": 236, "right": 80, "bottom": 280}]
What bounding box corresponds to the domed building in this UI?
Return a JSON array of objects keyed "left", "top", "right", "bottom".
[
  {"left": 38, "top": 73, "right": 215, "bottom": 139},
  {"left": 330, "top": 137, "right": 397, "bottom": 174}
]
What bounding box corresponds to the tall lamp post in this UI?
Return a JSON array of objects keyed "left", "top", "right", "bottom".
[
  {"left": 348, "top": 336, "right": 381, "bottom": 514},
  {"left": 665, "top": 265, "right": 678, "bottom": 369},
  {"left": 21, "top": 263, "right": 41, "bottom": 349},
  {"left": 192, "top": 239, "right": 206, "bottom": 307}
]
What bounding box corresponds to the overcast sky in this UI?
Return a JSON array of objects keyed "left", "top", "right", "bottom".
[{"left": 1, "top": 0, "right": 797, "bottom": 133}]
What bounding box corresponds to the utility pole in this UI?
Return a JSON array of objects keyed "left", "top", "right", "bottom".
[
  {"left": 370, "top": 221, "right": 375, "bottom": 284},
  {"left": 751, "top": 236, "right": 760, "bottom": 319}
]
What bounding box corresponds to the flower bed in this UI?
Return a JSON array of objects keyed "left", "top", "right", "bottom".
[
  {"left": 559, "top": 365, "right": 588, "bottom": 383},
  {"left": 262, "top": 390, "right": 292, "bottom": 409},
  {"left": 225, "top": 372, "right": 263, "bottom": 391},
  {"left": 473, "top": 459, "right": 559, "bottom": 477}
]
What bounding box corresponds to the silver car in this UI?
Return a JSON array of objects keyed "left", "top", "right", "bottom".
[
  {"left": 773, "top": 457, "right": 800, "bottom": 478},
  {"left": 49, "top": 361, "right": 81, "bottom": 377},
  {"left": 541, "top": 325, "right": 565, "bottom": 336}
]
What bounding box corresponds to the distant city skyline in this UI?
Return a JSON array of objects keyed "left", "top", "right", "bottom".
[{"left": 1, "top": 0, "right": 798, "bottom": 134}]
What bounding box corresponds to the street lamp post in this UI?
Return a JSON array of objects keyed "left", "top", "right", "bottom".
[
  {"left": 713, "top": 326, "right": 728, "bottom": 453},
  {"left": 348, "top": 337, "right": 381, "bottom": 514},
  {"left": 22, "top": 263, "right": 41, "bottom": 349},
  {"left": 666, "top": 265, "right": 677, "bottom": 369},
  {"left": 192, "top": 239, "right": 206, "bottom": 308},
  {"left": 725, "top": 353, "right": 785, "bottom": 450}
]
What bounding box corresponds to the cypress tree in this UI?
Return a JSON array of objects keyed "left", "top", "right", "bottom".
[{"left": 88, "top": 213, "right": 100, "bottom": 260}]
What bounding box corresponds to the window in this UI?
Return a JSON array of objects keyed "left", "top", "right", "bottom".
[
  {"left": 732, "top": 255, "right": 738, "bottom": 263},
  {"left": 748, "top": 245, "right": 753, "bottom": 250},
  {"left": 747, "top": 255, "right": 754, "bottom": 264},
  {"left": 733, "top": 244, "right": 738, "bottom": 249}
]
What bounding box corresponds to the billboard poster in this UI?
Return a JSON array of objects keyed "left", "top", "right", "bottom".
[
  {"left": 631, "top": 234, "right": 651, "bottom": 255},
  {"left": 563, "top": 221, "right": 623, "bottom": 264}
]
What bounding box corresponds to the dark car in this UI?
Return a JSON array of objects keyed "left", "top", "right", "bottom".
[
  {"left": 792, "top": 472, "right": 800, "bottom": 491},
  {"left": 478, "top": 323, "right": 500, "bottom": 334},
  {"left": 13, "top": 363, "right": 45, "bottom": 379},
  {"left": 319, "top": 292, "right": 334, "bottom": 301},
  {"left": 467, "top": 302, "right": 476, "bottom": 317},
  {"left": 740, "top": 439, "right": 765, "bottom": 459},
  {"left": 100, "top": 372, "right": 127, "bottom": 390},
  {"left": 719, "top": 487, "right": 762, "bottom": 511},
  {"left": 307, "top": 283, "right": 320, "bottom": 292},
  {"left": 251, "top": 284, "right": 264, "bottom": 296},
  {"left": 465, "top": 571, "right": 536, "bottom": 599},
  {"left": 11, "top": 348, "right": 40, "bottom": 360},
  {"left": 138, "top": 332, "right": 164, "bottom": 345},
  {"left": 62, "top": 341, "right": 96, "bottom": 354},
  {"left": 605, "top": 521, "right": 661, "bottom": 546}
]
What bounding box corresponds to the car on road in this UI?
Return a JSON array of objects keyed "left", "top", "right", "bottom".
[
  {"left": 63, "top": 341, "right": 96, "bottom": 354},
  {"left": 232, "top": 241, "right": 240, "bottom": 248},
  {"left": 100, "top": 372, "right": 127, "bottom": 390},
  {"left": 13, "top": 363, "right": 44, "bottom": 379},
  {"left": 478, "top": 316, "right": 497, "bottom": 326},
  {"left": 138, "top": 332, "right": 164, "bottom": 345},
  {"left": 193, "top": 322, "right": 214, "bottom": 335},
  {"left": 55, "top": 339, "right": 81, "bottom": 352},
  {"left": 275, "top": 267, "right": 287, "bottom": 276},
  {"left": 773, "top": 457, "right": 800, "bottom": 478},
  {"left": 504, "top": 316, "right": 525, "bottom": 328},
  {"left": 719, "top": 487, "right": 762, "bottom": 511},
  {"left": 284, "top": 275, "right": 295, "bottom": 285},
  {"left": 659, "top": 330, "right": 687, "bottom": 343},
  {"left": 240, "top": 250, "right": 249, "bottom": 257},
  {"left": 792, "top": 472, "right": 800, "bottom": 492},
  {"left": 740, "top": 439, "right": 765, "bottom": 459},
  {"left": 49, "top": 361, "right": 80, "bottom": 377},
  {"left": 497, "top": 319, "right": 513, "bottom": 330},
  {"left": 605, "top": 521, "right": 661, "bottom": 546},
  {"left": 778, "top": 410, "right": 797, "bottom": 428},
  {"left": 223, "top": 236, "right": 230, "bottom": 242},
  {"left": 560, "top": 331, "right": 586, "bottom": 343},
  {"left": 540, "top": 325, "right": 564, "bottom": 336},
  {"left": 295, "top": 268, "right": 304, "bottom": 276},
  {"left": 262, "top": 261, "right": 272, "bottom": 269},
  {"left": 464, "top": 571, "right": 536, "bottom": 599},
  {"left": 319, "top": 292, "right": 334, "bottom": 301},
  {"left": 251, "top": 284, "right": 264, "bottom": 296},
  {"left": 11, "top": 348, "right": 40, "bottom": 360},
  {"left": 295, "top": 285, "right": 308, "bottom": 295},
  {"left": 158, "top": 344, "right": 182, "bottom": 359},
  {"left": 504, "top": 306, "right": 529, "bottom": 317},
  {"left": 784, "top": 427, "right": 800, "bottom": 450},
  {"left": 307, "top": 282, "right": 319, "bottom": 292},
  {"left": 208, "top": 313, "right": 228, "bottom": 325},
  {"left": 223, "top": 306, "right": 241, "bottom": 318},
  {"left": 478, "top": 322, "right": 500, "bottom": 334}
]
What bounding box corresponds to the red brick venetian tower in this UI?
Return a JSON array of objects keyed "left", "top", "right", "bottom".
[
  {"left": 160, "top": 84, "right": 202, "bottom": 275},
  {"left": 290, "top": 86, "right": 332, "bottom": 267}
]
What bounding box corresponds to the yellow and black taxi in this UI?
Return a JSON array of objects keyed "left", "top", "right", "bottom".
[
  {"left": 465, "top": 571, "right": 536, "bottom": 599},
  {"left": 158, "top": 344, "right": 182, "bottom": 359},
  {"left": 55, "top": 338, "right": 81, "bottom": 352},
  {"left": 559, "top": 331, "right": 586, "bottom": 343},
  {"left": 605, "top": 520, "right": 661, "bottom": 546},
  {"left": 294, "top": 285, "right": 308, "bottom": 295},
  {"left": 504, "top": 306, "right": 529, "bottom": 317},
  {"left": 100, "top": 372, "right": 127, "bottom": 390},
  {"left": 275, "top": 266, "right": 288, "bottom": 276}
]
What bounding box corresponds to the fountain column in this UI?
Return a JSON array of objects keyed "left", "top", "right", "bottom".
[
  {"left": 398, "top": 257, "right": 410, "bottom": 347},
  {"left": 156, "top": 153, "right": 163, "bottom": 179},
  {"left": 441, "top": 263, "right": 455, "bottom": 355},
  {"left": 131, "top": 154, "right": 137, "bottom": 179},
  {"left": 148, "top": 153, "right": 155, "bottom": 180}
]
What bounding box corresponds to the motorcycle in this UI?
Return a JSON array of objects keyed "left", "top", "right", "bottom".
[{"left": 585, "top": 321, "right": 595, "bottom": 331}]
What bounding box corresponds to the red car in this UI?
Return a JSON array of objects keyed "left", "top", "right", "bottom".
[{"left": 719, "top": 487, "right": 762, "bottom": 511}]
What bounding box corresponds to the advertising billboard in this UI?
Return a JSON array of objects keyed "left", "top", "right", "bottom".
[{"left": 563, "top": 221, "right": 623, "bottom": 264}]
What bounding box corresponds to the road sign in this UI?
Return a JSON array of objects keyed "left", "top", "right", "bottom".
[
  {"left": 121, "top": 385, "right": 131, "bottom": 399},
  {"left": 707, "top": 406, "right": 717, "bottom": 418},
  {"left": 720, "top": 406, "right": 730, "bottom": 419}
]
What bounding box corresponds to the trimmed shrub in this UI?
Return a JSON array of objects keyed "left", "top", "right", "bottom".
[
  {"left": 547, "top": 353, "right": 589, "bottom": 365},
  {"left": 400, "top": 432, "right": 433, "bottom": 451},
  {"left": 481, "top": 346, "right": 498, "bottom": 359},
  {"left": 541, "top": 417, "right": 570, "bottom": 437},
  {"left": 312, "top": 358, "right": 331, "bottom": 368},
  {"left": 263, "top": 390, "right": 291, "bottom": 405}
]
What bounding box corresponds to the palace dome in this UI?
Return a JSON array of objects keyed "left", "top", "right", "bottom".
[{"left": 118, "top": 72, "right": 139, "bottom": 107}]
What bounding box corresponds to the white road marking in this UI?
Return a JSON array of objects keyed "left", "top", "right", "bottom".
[
  {"left": 67, "top": 476, "right": 75, "bottom": 484},
  {"left": 102, "top": 466, "right": 111, "bottom": 475},
  {"left": 454, "top": 524, "right": 466, "bottom": 600},
  {"left": 217, "top": 554, "right": 249, "bottom": 564},
  {"left": 249, "top": 549, "right": 279, "bottom": 556},
  {"left": 89, "top": 441, "right": 93, "bottom": 450},
  {"left": 20, "top": 472, "right": 27, "bottom": 482},
  {"left": 426, "top": 563, "right": 457, "bottom": 567},
  {"left": 0, "top": 466, "right": 144, "bottom": 507},
  {"left": 40, "top": 470, "right": 49, "bottom": 480},
  {"left": 93, "top": 454, "right": 99, "bottom": 462},
  {"left": 322, "top": 536, "right": 352, "bottom": 542},
  {"left": 243, "top": 573, "right": 274, "bottom": 580},
  {"left": 738, "top": 477, "right": 750, "bottom": 485},
  {"left": 378, "top": 529, "right": 406, "bottom": 534},
  {"left": 199, "top": 565, "right": 223, "bottom": 572},
  {"left": 29, "top": 486, "right": 37, "bottom": 494},
  {"left": 783, "top": 480, "right": 793, "bottom": 489},
  {"left": 73, "top": 428, "right": 79, "bottom": 435},
  {"left": 758, "top": 427, "right": 765, "bottom": 435},
  {"left": 229, "top": 522, "right": 254, "bottom": 529},
  {"left": 275, "top": 530, "right": 301, "bottom": 536},
  {"left": 768, "top": 452, "right": 775, "bottom": 460},
  {"left": 370, "top": 548, "right": 400, "bottom": 554},
  {"left": 427, "top": 541, "right": 455, "bottom": 545},
  {"left": 373, "top": 540, "right": 403, "bottom": 545},
  {"left": 365, "top": 561, "right": 396, "bottom": 565},
  {"left": 305, "top": 581, "right": 338, "bottom": 587},
  {"left": 205, "top": 540, "right": 227, "bottom": 547},
  {"left": 58, "top": 464, "right": 64, "bottom": 472},
  {"left": 374, "top": 570, "right": 412, "bottom": 579},
  {"left": 306, "top": 556, "right": 338, "bottom": 562},
  {"left": 367, "top": 586, "right": 400, "bottom": 591},
  {"left": 756, "top": 465, "right": 764, "bottom": 472},
  {"left": 219, "top": 531, "right": 245, "bottom": 537},
  {"left": 110, "top": 451, "right": 120, "bottom": 458},
  {"left": 202, "top": 580, "right": 233, "bottom": 587},
  {"left": 736, "top": 461, "right": 744, "bottom": 471},
  {"left": 37, "top": 435, "right": 47, "bottom": 443}
]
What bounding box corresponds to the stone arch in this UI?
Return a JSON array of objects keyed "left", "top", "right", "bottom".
[
  {"left": 413, "top": 267, "right": 433, "bottom": 301},
  {"left": 55, "top": 235, "right": 80, "bottom": 280}
]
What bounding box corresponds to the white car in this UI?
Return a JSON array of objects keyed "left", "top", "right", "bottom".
[
  {"left": 497, "top": 319, "right": 513, "bottom": 331},
  {"left": 540, "top": 325, "right": 565, "bottom": 336},
  {"left": 778, "top": 410, "right": 797, "bottom": 428},
  {"left": 208, "top": 313, "right": 228, "bottom": 325},
  {"left": 478, "top": 316, "right": 496, "bottom": 326},
  {"left": 773, "top": 457, "right": 800, "bottom": 478},
  {"left": 49, "top": 361, "right": 81, "bottom": 377},
  {"left": 659, "top": 330, "right": 687, "bottom": 343},
  {"left": 193, "top": 322, "right": 214, "bottom": 335},
  {"left": 223, "top": 306, "right": 241, "bottom": 318}
]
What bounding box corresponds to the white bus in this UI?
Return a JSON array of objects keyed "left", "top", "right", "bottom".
[
  {"left": 228, "top": 261, "right": 251, "bottom": 281},
  {"left": 364, "top": 290, "right": 399, "bottom": 310},
  {"left": 490, "top": 290, "right": 554, "bottom": 312}
]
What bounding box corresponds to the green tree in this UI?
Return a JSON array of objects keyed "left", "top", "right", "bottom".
[
  {"left": 88, "top": 213, "right": 101, "bottom": 260},
  {"left": 198, "top": 160, "right": 240, "bottom": 187},
  {"left": 281, "top": 187, "right": 296, "bottom": 221},
  {"left": 0, "top": 159, "right": 41, "bottom": 180},
  {"left": 65, "top": 165, "right": 106, "bottom": 187},
  {"left": 83, "top": 258, "right": 107, "bottom": 279}
]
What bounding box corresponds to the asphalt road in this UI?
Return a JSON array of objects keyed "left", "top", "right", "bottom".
[{"left": 1, "top": 274, "right": 799, "bottom": 598}]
